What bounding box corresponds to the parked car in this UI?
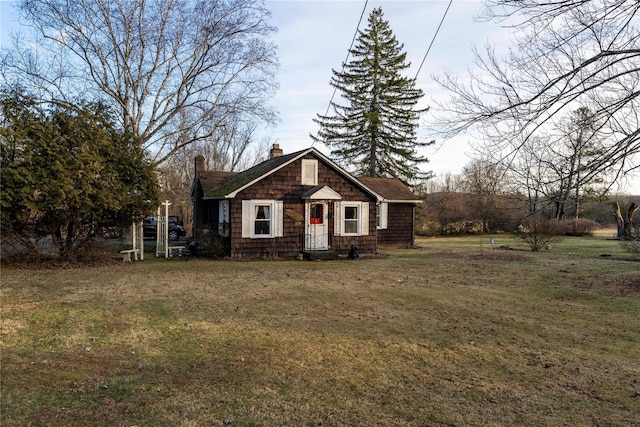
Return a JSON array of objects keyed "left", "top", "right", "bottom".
[{"left": 143, "top": 216, "right": 186, "bottom": 241}]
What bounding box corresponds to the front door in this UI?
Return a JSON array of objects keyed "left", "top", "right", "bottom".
[{"left": 305, "top": 201, "right": 328, "bottom": 250}]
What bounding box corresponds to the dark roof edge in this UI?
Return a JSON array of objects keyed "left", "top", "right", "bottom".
[
  {"left": 310, "top": 149, "right": 383, "bottom": 202},
  {"left": 224, "top": 148, "right": 314, "bottom": 198}
]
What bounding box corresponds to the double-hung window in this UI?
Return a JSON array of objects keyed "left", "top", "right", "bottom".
[
  {"left": 334, "top": 201, "right": 369, "bottom": 236},
  {"left": 343, "top": 205, "right": 359, "bottom": 234},
  {"left": 301, "top": 159, "right": 318, "bottom": 185},
  {"left": 254, "top": 204, "right": 271, "bottom": 235},
  {"left": 242, "top": 200, "right": 283, "bottom": 238}
]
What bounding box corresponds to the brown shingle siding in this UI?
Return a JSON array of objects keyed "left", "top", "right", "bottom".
[
  {"left": 228, "top": 156, "right": 377, "bottom": 257},
  {"left": 378, "top": 203, "right": 415, "bottom": 247}
]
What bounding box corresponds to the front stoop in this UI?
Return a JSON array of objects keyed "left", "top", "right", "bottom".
[{"left": 301, "top": 250, "right": 339, "bottom": 261}]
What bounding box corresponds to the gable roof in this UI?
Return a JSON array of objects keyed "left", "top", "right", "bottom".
[
  {"left": 301, "top": 185, "right": 342, "bottom": 200},
  {"left": 358, "top": 177, "right": 422, "bottom": 203},
  {"left": 197, "top": 171, "right": 238, "bottom": 196},
  {"left": 200, "top": 147, "right": 382, "bottom": 201}
]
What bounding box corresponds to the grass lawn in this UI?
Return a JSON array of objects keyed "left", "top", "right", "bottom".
[{"left": 1, "top": 233, "right": 639, "bottom": 426}]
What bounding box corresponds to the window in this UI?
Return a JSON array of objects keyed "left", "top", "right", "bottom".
[
  {"left": 334, "top": 201, "right": 369, "bottom": 236},
  {"left": 218, "top": 200, "right": 230, "bottom": 236},
  {"left": 376, "top": 203, "right": 388, "bottom": 230},
  {"left": 310, "top": 203, "right": 323, "bottom": 224},
  {"left": 242, "top": 200, "right": 283, "bottom": 238},
  {"left": 254, "top": 204, "right": 271, "bottom": 235},
  {"left": 344, "top": 206, "right": 358, "bottom": 234},
  {"left": 301, "top": 159, "right": 318, "bottom": 185}
]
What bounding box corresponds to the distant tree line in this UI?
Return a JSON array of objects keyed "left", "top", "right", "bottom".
[{"left": 415, "top": 158, "right": 639, "bottom": 238}]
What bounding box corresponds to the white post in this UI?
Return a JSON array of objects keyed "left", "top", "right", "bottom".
[
  {"left": 138, "top": 221, "right": 144, "bottom": 260},
  {"left": 163, "top": 200, "right": 170, "bottom": 258},
  {"left": 154, "top": 201, "right": 172, "bottom": 258},
  {"left": 155, "top": 206, "right": 162, "bottom": 257},
  {"left": 131, "top": 221, "right": 136, "bottom": 251}
]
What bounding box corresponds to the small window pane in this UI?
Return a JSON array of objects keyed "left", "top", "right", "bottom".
[
  {"left": 344, "top": 206, "right": 357, "bottom": 220},
  {"left": 310, "top": 204, "right": 323, "bottom": 224},
  {"left": 254, "top": 221, "right": 270, "bottom": 235},
  {"left": 302, "top": 160, "right": 318, "bottom": 185},
  {"left": 255, "top": 205, "right": 270, "bottom": 220},
  {"left": 344, "top": 220, "right": 358, "bottom": 234}
]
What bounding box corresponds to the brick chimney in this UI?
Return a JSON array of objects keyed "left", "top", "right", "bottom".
[
  {"left": 269, "top": 143, "right": 283, "bottom": 159},
  {"left": 195, "top": 155, "right": 205, "bottom": 176}
]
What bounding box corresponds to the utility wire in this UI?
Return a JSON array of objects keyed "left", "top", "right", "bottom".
[
  {"left": 415, "top": 0, "right": 453, "bottom": 80},
  {"left": 314, "top": 0, "right": 450, "bottom": 145},
  {"left": 312, "top": 0, "right": 368, "bottom": 146},
  {"left": 324, "top": 0, "right": 369, "bottom": 118}
]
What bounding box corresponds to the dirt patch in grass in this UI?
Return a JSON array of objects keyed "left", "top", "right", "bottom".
[
  {"left": 3, "top": 257, "right": 122, "bottom": 270},
  {"left": 586, "top": 274, "right": 640, "bottom": 295},
  {"left": 466, "top": 250, "right": 531, "bottom": 262}
]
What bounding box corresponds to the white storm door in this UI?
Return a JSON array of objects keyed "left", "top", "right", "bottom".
[{"left": 305, "top": 201, "right": 328, "bottom": 250}]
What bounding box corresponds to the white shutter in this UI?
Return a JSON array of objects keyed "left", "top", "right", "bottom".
[
  {"left": 274, "top": 201, "right": 284, "bottom": 237},
  {"left": 334, "top": 201, "right": 342, "bottom": 236},
  {"left": 361, "top": 202, "right": 369, "bottom": 236},
  {"left": 380, "top": 202, "right": 388, "bottom": 230},
  {"left": 241, "top": 200, "right": 251, "bottom": 238}
]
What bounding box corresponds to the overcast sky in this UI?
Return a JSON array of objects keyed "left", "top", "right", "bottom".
[{"left": 1, "top": 0, "right": 638, "bottom": 193}]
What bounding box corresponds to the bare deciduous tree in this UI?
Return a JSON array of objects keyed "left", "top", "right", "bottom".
[
  {"left": 539, "top": 107, "right": 608, "bottom": 219},
  {"left": 517, "top": 217, "right": 562, "bottom": 252},
  {"left": 158, "top": 115, "right": 272, "bottom": 227},
  {"left": 1, "top": 0, "right": 278, "bottom": 165},
  {"left": 461, "top": 160, "right": 505, "bottom": 232},
  {"left": 430, "top": 0, "right": 640, "bottom": 186},
  {"left": 497, "top": 108, "right": 612, "bottom": 220}
]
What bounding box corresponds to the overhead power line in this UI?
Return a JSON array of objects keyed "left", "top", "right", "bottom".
[
  {"left": 314, "top": 0, "right": 451, "bottom": 145},
  {"left": 321, "top": 0, "right": 369, "bottom": 117},
  {"left": 415, "top": 0, "right": 453, "bottom": 80},
  {"left": 313, "top": 0, "right": 368, "bottom": 146}
]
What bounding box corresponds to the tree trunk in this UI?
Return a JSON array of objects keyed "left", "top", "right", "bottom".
[
  {"left": 625, "top": 203, "right": 638, "bottom": 239},
  {"left": 616, "top": 202, "right": 638, "bottom": 239}
]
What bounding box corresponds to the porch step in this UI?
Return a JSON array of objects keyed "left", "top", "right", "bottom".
[{"left": 301, "top": 250, "right": 339, "bottom": 261}]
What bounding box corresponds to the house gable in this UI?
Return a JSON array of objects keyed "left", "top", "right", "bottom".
[{"left": 203, "top": 148, "right": 381, "bottom": 202}]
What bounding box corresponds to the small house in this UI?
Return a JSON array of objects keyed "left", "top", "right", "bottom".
[{"left": 191, "top": 144, "right": 421, "bottom": 258}]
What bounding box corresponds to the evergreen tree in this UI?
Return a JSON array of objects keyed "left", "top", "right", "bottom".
[
  {"left": 0, "top": 92, "right": 159, "bottom": 261},
  {"left": 311, "top": 7, "right": 431, "bottom": 183}
]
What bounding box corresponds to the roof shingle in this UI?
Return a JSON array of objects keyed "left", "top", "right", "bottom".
[
  {"left": 202, "top": 148, "right": 308, "bottom": 198},
  {"left": 358, "top": 177, "right": 421, "bottom": 202}
]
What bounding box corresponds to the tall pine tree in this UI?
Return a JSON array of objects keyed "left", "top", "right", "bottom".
[{"left": 311, "top": 7, "right": 431, "bottom": 183}]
